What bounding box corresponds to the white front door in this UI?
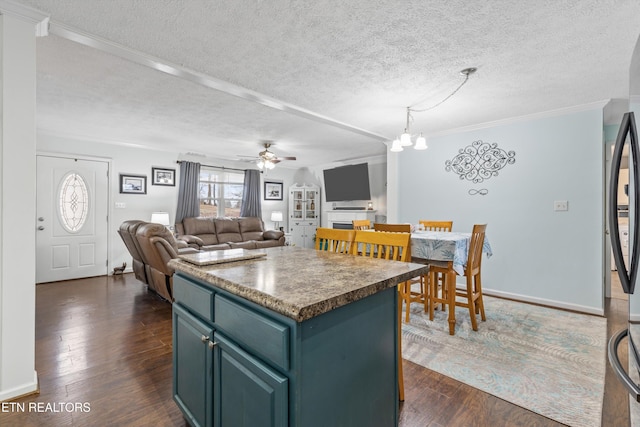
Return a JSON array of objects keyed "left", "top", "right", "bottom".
[{"left": 36, "top": 155, "right": 109, "bottom": 283}]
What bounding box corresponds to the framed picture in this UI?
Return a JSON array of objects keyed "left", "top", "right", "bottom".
[
  {"left": 264, "top": 181, "right": 283, "bottom": 201},
  {"left": 152, "top": 167, "right": 176, "bottom": 186},
  {"left": 119, "top": 174, "right": 147, "bottom": 194}
]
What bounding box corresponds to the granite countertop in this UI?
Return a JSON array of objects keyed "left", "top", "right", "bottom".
[{"left": 169, "top": 246, "right": 429, "bottom": 322}]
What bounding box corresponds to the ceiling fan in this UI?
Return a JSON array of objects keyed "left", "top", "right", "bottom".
[{"left": 239, "top": 142, "right": 297, "bottom": 170}]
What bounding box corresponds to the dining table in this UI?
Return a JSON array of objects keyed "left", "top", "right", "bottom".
[{"left": 410, "top": 230, "right": 493, "bottom": 335}]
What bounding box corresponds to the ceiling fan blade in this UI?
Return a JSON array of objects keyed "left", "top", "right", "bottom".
[{"left": 279, "top": 156, "right": 297, "bottom": 161}]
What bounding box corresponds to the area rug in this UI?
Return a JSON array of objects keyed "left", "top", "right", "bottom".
[{"left": 401, "top": 295, "right": 607, "bottom": 427}]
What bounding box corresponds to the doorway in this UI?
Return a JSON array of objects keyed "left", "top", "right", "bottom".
[{"left": 36, "top": 155, "right": 109, "bottom": 283}]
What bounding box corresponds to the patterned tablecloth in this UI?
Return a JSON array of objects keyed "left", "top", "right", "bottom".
[{"left": 410, "top": 231, "right": 493, "bottom": 275}]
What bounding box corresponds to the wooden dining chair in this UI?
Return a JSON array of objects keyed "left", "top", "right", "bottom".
[
  {"left": 373, "top": 223, "right": 411, "bottom": 233},
  {"left": 429, "top": 224, "right": 487, "bottom": 333},
  {"left": 351, "top": 230, "right": 411, "bottom": 401},
  {"left": 419, "top": 220, "right": 453, "bottom": 232},
  {"left": 418, "top": 220, "right": 453, "bottom": 307},
  {"left": 373, "top": 223, "right": 425, "bottom": 323},
  {"left": 352, "top": 219, "right": 371, "bottom": 230},
  {"left": 314, "top": 227, "right": 355, "bottom": 254}
]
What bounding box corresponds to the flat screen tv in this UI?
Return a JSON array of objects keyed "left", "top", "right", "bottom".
[{"left": 323, "top": 163, "right": 371, "bottom": 201}]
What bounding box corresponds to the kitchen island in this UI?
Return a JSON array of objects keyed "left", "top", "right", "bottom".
[{"left": 169, "top": 246, "right": 428, "bottom": 427}]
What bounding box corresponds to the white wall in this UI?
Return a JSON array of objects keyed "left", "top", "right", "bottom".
[
  {"left": 0, "top": 14, "right": 38, "bottom": 401},
  {"left": 391, "top": 107, "right": 605, "bottom": 314}
]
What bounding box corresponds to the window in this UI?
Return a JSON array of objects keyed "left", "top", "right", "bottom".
[{"left": 199, "top": 168, "right": 244, "bottom": 218}]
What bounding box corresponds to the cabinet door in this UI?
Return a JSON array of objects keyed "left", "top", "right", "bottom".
[
  {"left": 214, "top": 333, "right": 288, "bottom": 427},
  {"left": 303, "top": 225, "right": 317, "bottom": 249},
  {"left": 290, "top": 225, "right": 304, "bottom": 247},
  {"left": 173, "top": 304, "right": 214, "bottom": 427}
]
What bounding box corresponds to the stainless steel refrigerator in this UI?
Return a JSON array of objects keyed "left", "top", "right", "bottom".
[{"left": 608, "top": 33, "right": 640, "bottom": 403}]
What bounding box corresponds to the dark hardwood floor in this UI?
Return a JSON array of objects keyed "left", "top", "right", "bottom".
[{"left": 0, "top": 273, "right": 630, "bottom": 426}]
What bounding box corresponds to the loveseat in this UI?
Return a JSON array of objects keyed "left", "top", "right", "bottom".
[{"left": 175, "top": 216, "right": 285, "bottom": 251}]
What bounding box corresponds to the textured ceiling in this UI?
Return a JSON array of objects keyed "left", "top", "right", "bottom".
[{"left": 16, "top": 0, "right": 640, "bottom": 167}]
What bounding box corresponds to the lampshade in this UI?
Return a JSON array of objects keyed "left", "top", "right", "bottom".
[
  {"left": 400, "top": 130, "right": 412, "bottom": 146},
  {"left": 150, "top": 212, "right": 171, "bottom": 227},
  {"left": 414, "top": 133, "right": 428, "bottom": 150},
  {"left": 270, "top": 211, "right": 283, "bottom": 222},
  {"left": 390, "top": 138, "right": 403, "bottom": 152}
]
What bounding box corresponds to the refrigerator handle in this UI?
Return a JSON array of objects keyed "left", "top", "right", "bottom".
[
  {"left": 609, "top": 112, "right": 640, "bottom": 294},
  {"left": 608, "top": 328, "right": 640, "bottom": 401}
]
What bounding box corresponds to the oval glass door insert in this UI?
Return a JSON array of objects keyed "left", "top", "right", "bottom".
[{"left": 59, "top": 172, "right": 89, "bottom": 232}]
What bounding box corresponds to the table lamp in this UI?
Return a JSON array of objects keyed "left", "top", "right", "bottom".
[
  {"left": 150, "top": 212, "right": 171, "bottom": 229},
  {"left": 270, "top": 211, "right": 283, "bottom": 230}
]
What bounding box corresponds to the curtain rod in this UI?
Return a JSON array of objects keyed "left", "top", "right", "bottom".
[{"left": 176, "top": 160, "right": 248, "bottom": 173}]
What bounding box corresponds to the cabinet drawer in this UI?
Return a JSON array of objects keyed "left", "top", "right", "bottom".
[
  {"left": 215, "top": 296, "right": 290, "bottom": 371},
  {"left": 173, "top": 275, "right": 214, "bottom": 322}
]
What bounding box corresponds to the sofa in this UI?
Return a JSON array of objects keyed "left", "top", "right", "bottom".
[{"left": 175, "top": 216, "right": 285, "bottom": 251}]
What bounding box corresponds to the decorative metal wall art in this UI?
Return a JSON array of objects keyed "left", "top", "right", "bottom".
[
  {"left": 468, "top": 189, "right": 489, "bottom": 196},
  {"left": 445, "top": 140, "right": 516, "bottom": 184}
]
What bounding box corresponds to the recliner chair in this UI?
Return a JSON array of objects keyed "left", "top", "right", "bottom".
[
  {"left": 135, "top": 222, "right": 198, "bottom": 301},
  {"left": 117, "top": 220, "right": 149, "bottom": 285}
]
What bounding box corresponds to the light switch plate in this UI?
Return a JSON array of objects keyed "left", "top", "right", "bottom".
[
  {"left": 115, "top": 202, "right": 126, "bottom": 209},
  {"left": 554, "top": 200, "right": 568, "bottom": 211}
]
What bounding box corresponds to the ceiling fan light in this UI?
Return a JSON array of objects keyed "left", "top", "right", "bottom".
[
  {"left": 400, "top": 130, "right": 412, "bottom": 146},
  {"left": 265, "top": 160, "right": 275, "bottom": 169},
  {"left": 257, "top": 159, "right": 264, "bottom": 169},
  {"left": 414, "top": 134, "right": 428, "bottom": 150},
  {"left": 390, "top": 138, "right": 403, "bottom": 152}
]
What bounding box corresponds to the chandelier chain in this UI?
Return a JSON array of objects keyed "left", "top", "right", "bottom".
[{"left": 408, "top": 70, "right": 472, "bottom": 114}]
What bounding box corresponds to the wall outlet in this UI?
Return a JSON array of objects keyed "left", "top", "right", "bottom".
[
  {"left": 554, "top": 200, "right": 568, "bottom": 211},
  {"left": 115, "top": 202, "right": 126, "bottom": 209}
]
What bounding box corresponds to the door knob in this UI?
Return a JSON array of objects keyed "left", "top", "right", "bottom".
[
  {"left": 38, "top": 217, "right": 44, "bottom": 221},
  {"left": 38, "top": 226, "right": 45, "bottom": 231}
]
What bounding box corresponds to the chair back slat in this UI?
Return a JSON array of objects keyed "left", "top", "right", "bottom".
[
  {"left": 466, "top": 224, "right": 487, "bottom": 274},
  {"left": 315, "top": 228, "right": 356, "bottom": 254},
  {"left": 419, "top": 220, "right": 453, "bottom": 232}
]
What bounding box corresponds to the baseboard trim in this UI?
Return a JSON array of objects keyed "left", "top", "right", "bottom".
[
  {"left": 0, "top": 370, "right": 38, "bottom": 401},
  {"left": 484, "top": 289, "right": 605, "bottom": 317}
]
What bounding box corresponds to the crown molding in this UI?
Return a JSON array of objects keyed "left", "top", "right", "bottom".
[
  {"left": 37, "top": 128, "right": 179, "bottom": 153},
  {"left": 0, "top": 0, "right": 49, "bottom": 36},
  {"left": 46, "top": 21, "right": 388, "bottom": 143},
  {"left": 429, "top": 100, "right": 611, "bottom": 138}
]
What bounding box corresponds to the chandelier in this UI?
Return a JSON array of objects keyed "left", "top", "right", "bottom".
[{"left": 390, "top": 67, "right": 477, "bottom": 152}]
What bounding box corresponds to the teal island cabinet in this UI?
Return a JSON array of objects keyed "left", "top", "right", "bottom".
[{"left": 169, "top": 246, "right": 428, "bottom": 427}]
